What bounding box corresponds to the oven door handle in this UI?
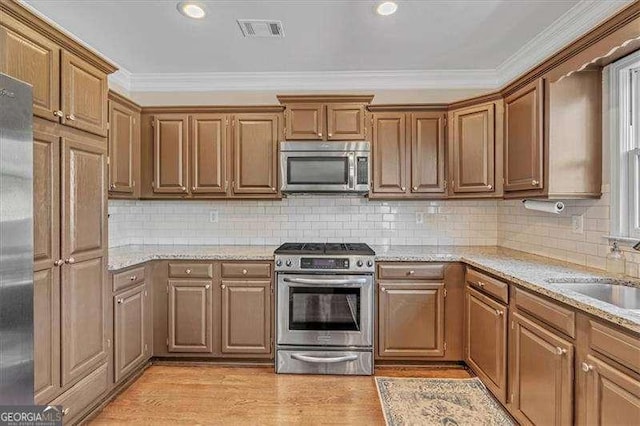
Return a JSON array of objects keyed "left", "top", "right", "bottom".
[
  {"left": 291, "top": 353, "right": 359, "bottom": 364},
  {"left": 283, "top": 277, "right": 368, "bottom": 285}
]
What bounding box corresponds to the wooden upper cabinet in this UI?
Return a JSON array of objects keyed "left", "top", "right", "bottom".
[
  {"left": 153, "top": 114, "right": 189, "bottom": 194},
  {"left": 108, "top": 93, "right": 139, "bottom": 197},
  {"left": 450, "top": 103, "right": 497, "bottom": 194},
  {"left": 504, "top": 79, "right": 544, "bottom": 193},
  {"left": 167, "top": 279, "right": 213, "bottom": 353},
  {"left": 0, "top": 14, "right": 60, "bottom": 121},
  {"left": 190, "top": 114, "right": 228, "bottom": 195},
  {"left": 232, "top": 113, "right": 279, "bottom": 196},
  {"left": 220, "top": 280, "right": 272, "bottom": 355},
  {"left": 378, "top": 282, "right": 445, "bottom": 358},
  {"left": 327, "top": 103, "right": 366, "bottom": 140},
  {"left": 61, "top": 51, "right": 108, "bottom": 137},
  {"left": 510, "top": 311, "right": 574, "bottom": 426},
  {"left": 371, "top": 112, "right": 407, "bottom": 195},
  {"left": 410, "top": 112, "right": 445, "bottom": 194},
  {"left": 285, "top": 104, "right": 324, "bottom": 140}
]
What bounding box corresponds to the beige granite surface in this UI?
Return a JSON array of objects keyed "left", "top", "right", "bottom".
[{"left": 109, "top": 244, "right": 640, "bottom": 333}]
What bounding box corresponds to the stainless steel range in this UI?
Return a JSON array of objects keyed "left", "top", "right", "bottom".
[{"left": 274, "top": 243, "right": 375, "bottom": 375}]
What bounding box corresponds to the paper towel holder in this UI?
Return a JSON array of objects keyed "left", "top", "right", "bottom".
[{"left": 522, "top": 199, "right": 565, "bottom": 214}]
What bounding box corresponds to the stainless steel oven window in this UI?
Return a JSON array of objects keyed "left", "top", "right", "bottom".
[
  {"left": 289, "top": 287, "right": 361, "bottom": 331},
  {"left": 286, "top": 157, "right": 349, "bottom": 185}
]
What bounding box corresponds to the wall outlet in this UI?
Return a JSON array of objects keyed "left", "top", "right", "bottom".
[
  {"left": 209, "top": 210, "right": 219, "bottom": 223},
  {"left": 571, "top": 214, "right": 584, "bottom": 234},
  {"left": 415, "top": 212, "right": 424, "bottom": 224}
]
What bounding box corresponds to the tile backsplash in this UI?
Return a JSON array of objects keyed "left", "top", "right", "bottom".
[
  {"left": 108, "top": 196, "right": 498, "bottom": 247},
  {"left": 498, "top": 185, "right": 640, "bottom": 278}
]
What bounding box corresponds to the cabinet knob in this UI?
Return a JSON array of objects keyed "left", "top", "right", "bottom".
[
  {"left": 130, "top": 275, "right": 136, "bottom": 281},
  {"left": 495, "top": 309, "right": 504, "bottom": 316},
  {"left": 66, "top": 113, "right": 76, "bottom": 121},
  {"left": 117, "top": 298, "right": 123, "bottom": 304},
  {"left": 381, "top": 287, "right": 386, "bottom": 292},
  {"left": 205, "top": 284, "right": 210, "bottom": 289},
  {"left": 487, "top": 184, "right": 493, "bottom": 190},
  {"left": 412, "top": 186, "right": 418, "bottom": 191},
  {"left": 317, "top": 132, "right": 322, "bottom": 137},
  {"left": 581, "top": 362, "right": 594, "bottom": 372},
  {"left": 65, "top": 257, "right": 75, "bottom": 264},
  {"left": 328, "top": 133, "right": 333, "bottom": 137},
  {"left": 54, "top": 259, "right": 64, "bottom": 266},
  {"left": 62, "top": 408, "right": 70, "bottom": 416},
  {"left": 401, "top": 186, "right": 406, "bottom": 191},
  {"left": 477, "top": 281, "right": 485, "bottom": 288},
  {"left": 53, "top": 110, "right": 64, "bottom": 118},
  {"left": 185, "top": 269, "right": 191, "bottom": 274},
  {"left": 531, "top": 180, "right": 539, "bottom": 186},
  {"left": 181, "top": 186, "right": 187, "bottom": 192},
  {"left": 271, "top": 187, "right": 276, "bottom": 191},
  {"left": 221, "top": 284, "right": 226, "bottom": 289},
  {"left": 408, "top": 270, "right": 415, "bottom": 275},
  {"left": 242, "top": 269, "right": 248, "bottom": 275},
  {"left": 192, "top": 186, "right": 196, "bottom": 191},
  {"left": 555, "top": 347, "right": 567, "bottom": 356}
]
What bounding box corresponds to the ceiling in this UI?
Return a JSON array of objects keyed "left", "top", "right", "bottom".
[{"left": 22, "top": 0, "right": 631, "bottom": 91}]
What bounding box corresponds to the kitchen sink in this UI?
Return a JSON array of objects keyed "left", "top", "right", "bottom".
[{"left": 545, "top": 278, "right": 640, "bottom": 311}]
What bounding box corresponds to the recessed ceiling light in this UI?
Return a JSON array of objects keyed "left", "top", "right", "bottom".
[
  {"left": 376, "top": 1, "right": 398, "bottom": 16},
  {"left": 177, "top": 2, "right": 206, "bottom": 19}
]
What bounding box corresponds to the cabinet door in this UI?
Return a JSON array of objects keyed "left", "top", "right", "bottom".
[
  {"left": 378, "top": 282, "right": 445, "bottom": 358},
  {"left": 114, "top": 284, "right": 147, "bottom": 382},
  {"left": 583, "top": 355, "right": 640, "bottom": 426},
  {"left": 371, "top": 113, "right": 407, "bottom": 195},
  {"left": 152, "top": 114, "right": 189, "bottom": 194},
  {"left": 232, "top": 113, "right": 279, "bottom": 196},
  {"left": 285, "top": 104, "right": 324, "bottom": 140},
  {"left": 190, "top": 114, "right": 228, "bottom": 195},
  {"left": 33, "top": 268, "right": 60, "bottom": 403},
  {"left": 168, "top": 280, "right": 213, "bottom": 353},
  {"left": 510, "top": 312, "right": 573, "bottom": 426},
  {"left": 504, "top": 79, "right": 544, "bottom": 192},
  {"left": 108, "top": 99, "right": 137, "bottom": 195},
  {"left": 451, "top": 104, "right": 495, "bottom": 193},
  {"left": 410, "top": 112, "right": 446, "bottom": 194},
  {"left": 0, "top": 15, "right": 60, "bottom": 121},
  {"left": 327, "top": 104, "right": 366, "bottom": 140},
  {"left": 220, "top": 280, "right": 271, "bottom": 355},
  {"left": 464, "top": 287, "right": 507, "bottom": 402},
  {"left": 61, "top": 51, "right": 108, "bottom": 136}
]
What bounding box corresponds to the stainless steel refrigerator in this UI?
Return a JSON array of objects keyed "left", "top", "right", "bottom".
[{"left": 0, "top": 73, "right": 34, "bottom": 404}]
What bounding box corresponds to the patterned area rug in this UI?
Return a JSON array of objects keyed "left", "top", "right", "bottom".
[{"left": 376, "top": 377, "right": 515, "bottom": 426}]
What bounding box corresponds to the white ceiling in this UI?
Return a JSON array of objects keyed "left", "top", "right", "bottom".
[{"left": 22, "top": 0, "right": 631, "bottom": 91}]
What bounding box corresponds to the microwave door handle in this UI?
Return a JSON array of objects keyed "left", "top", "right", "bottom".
[
  {"left": 291, "top": 354, "right": 359, "bottom": 364},
  {"left": 283, "top": 277, "right": 367, "bottom": 285},
  {"left": 348, "top": 153, "right": 355, "bottom": 190}
]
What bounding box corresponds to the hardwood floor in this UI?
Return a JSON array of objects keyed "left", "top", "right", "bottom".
[{"left": 90, "top": 365, "right": 471, "bottom": 425}]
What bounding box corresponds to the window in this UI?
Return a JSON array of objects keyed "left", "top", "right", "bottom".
[{"left": 608, "top": 51, "right": 640, "bottom": 240}]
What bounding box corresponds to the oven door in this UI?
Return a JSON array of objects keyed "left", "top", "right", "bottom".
[
  {"left": 277, "top": 274, "right": 373, "bottom": 347},
  {"left": 280, "top": 151, "right": 356, "bottom": 192}
]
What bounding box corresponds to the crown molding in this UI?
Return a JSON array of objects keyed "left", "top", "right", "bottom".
[
  {"left": 495, "top": 0, "right": 632, "bottom": 86},
  {"left": 108, "top": 68, "right": 132, "bottom": 92}
]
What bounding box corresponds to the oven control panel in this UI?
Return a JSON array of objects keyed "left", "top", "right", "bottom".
[{"left": 300, "top": 257, "right": 349, "bottom": 269}]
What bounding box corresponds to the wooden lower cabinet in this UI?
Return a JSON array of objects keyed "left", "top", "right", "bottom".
[
  {"left": 377, "top": 281, "right": 445, "bottom": 358},
  {"left": 464, "top": 286, "right": 507, "bottom": 402},
  {"left": 167, "top": 279, "right": 213, "bottom": 353},
  {"left": 582, "top": 354, "right": 640, "bottom": 425},
  {"left": 220, "top": 280, "right": 272, "bottom": 356},
  {"left": 509, "top": 311, "right": 574, "bottom": 426},
  {"left": 114, "top": 283, "right": 149, "bottom": 382}
]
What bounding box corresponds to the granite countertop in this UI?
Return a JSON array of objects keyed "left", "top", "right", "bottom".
[{"left": 108, "top": 244, "right": 640, "bottom": 333}]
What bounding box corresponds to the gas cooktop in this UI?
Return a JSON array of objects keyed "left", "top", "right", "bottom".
[{"left": 274, "top": 242, "right": 375, "bottom": 256}]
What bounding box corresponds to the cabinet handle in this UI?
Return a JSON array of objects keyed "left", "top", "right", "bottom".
[
  {"left": 581, "top": 362, "right": 594, "bottom": 372},
  {"left": 53, "top": 110, "right": 64, "bottom": 118},
  {"left": 66, "top": 113, "right": 76, "bottom": 121},
  {"left": 531, "top": 179, "right": 539, "bottom": 186},
  {"left": 495, "top": 309, "right": 504, "bottom": 316},
  {"left": 117, "top": 298, "right": 124, "bottom": 304},
  {"left": 555, "top": 347, "right": 567, "bottom": 356},
  {"left": 54, "top": 259, "right": 64, "bottom": 266},
  {"left": 65, "top": 257, "right": 75, "bottom": 264},
  {"left": 130, "top": 275, "right": 136, "bottom": 281},
  {"left": 221, "top": 284, "right": 226, "bottom": 289},
  {"left": 205, "top": 284, "right": 210, "bottom": 289},
  {"left": 242, "top": 269, "right": 248, "bottom": 275},
  {"left": 185, "top": 269, "right": 192, "bottom": 274}
]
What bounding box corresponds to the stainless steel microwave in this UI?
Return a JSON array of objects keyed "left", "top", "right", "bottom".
[{"left": 280, "top": 141, "right": 370, "bottom": 193}]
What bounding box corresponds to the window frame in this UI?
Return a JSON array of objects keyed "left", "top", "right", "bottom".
[{"left": 607, "top": 51, "right": 640, "bottom": 241}]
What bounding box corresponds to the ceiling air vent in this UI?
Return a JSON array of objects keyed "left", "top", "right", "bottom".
[{"left": 237, "top": 19, "right": 284, "bottom": 38}]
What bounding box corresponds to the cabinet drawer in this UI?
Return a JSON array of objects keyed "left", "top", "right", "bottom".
[
  {"left": 112, "top": 266, "right": 145, "bottom": 292},
  {"left": 466, "top": 268, "right": 509, "bottom": 303},
  {"left": 378, "top": 263, "right": 444, "bottom": 280},
  {"left": 52, "top": 362, "right": 108, "bottom": 422},
  {"left": 221, "top": 262, "right": 271, "bottom": 278},
  {"left": 514, "top": 287, "right": 575, "bottom": 338},
  {"left": 589, "top": 320, "right": 640, "bottom": 374},
  {"left": 168, "top": 263, "right": 213, "bottom": 278}
]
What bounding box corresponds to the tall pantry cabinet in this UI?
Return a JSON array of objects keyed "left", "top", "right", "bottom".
[{"left": 1, "top": 1, "right": 117, "bottom": 422}]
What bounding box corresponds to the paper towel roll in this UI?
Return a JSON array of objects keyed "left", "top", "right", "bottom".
[{"left": 522, "top": 199, "right": 565, "bottom": 214}]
